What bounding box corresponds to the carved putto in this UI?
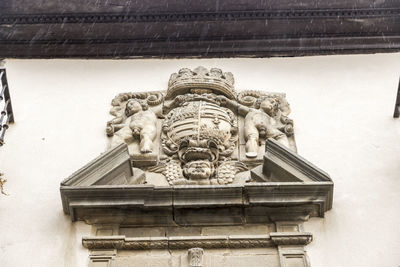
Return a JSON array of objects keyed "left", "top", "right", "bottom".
[{"left": 107, "top": 67, "right": 296, "bottom": 186}]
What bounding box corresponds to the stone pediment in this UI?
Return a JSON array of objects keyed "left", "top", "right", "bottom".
[
  {"left": 60, "top": 144, "right": 134, "bottom": 187},
  {"left": 60, "top": 67, "right": 333, "bottom": 226},
  {"left": 251, "top": 138, "right": 332, "bottom": 183},
  {"left": 60, "top": 140, "right": 333, "bottom": 224}
]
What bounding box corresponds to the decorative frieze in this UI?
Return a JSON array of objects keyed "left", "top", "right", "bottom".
[
  {"left": 82, "top": 235, "right": 277, "bottom": 250},
  {"left": 82, "top": 233, "right": 313, "bottom": 250}
]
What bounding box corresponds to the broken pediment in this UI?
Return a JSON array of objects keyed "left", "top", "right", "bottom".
[
  {"left": 60, "top": 66, "right": 333, "bottom": 225},
  {"left": 60, "top": 143, "right": 144, "bottom": 187},
  {"left": 251, "top": 138, "right": 332, "bottom": 183},
  {"left": 60, "top": 133, "right": 332, "bottom": 225}
]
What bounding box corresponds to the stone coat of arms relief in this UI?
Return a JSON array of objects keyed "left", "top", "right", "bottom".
[
  {"left": 61, "top": 67, "right": 333, "bottom": 267},
  {"left": 106, "top": 66, "right": 296, "bottom": 186}
]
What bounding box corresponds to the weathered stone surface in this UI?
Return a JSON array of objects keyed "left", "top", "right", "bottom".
[
  {"left": 112, "top": 248, "right": 280, "bottom": 267},
  {"left": 278, "top": 246, "right": 311, "bottom": 267},
  {"left": 201, "top": 225, "right": 272, "bottom": 236},
  {"left": 102, "top": 224, "right": 275, "bottom": 239},
  {"left": 60, "top": 180, "right": 332, "bottom": 224},
  {"left": 84, "top": 232, "right": 310, "bottom": 266},
  {"left": 205, "top": 254, "right": 280, "bottom": 267}
]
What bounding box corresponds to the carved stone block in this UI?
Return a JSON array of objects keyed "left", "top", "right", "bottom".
[{"left": 188, "top": 247, "right": 204, "bottom": 267}]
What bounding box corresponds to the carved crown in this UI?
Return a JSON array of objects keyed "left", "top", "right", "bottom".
[{"left": 166, "top": 66, "right": 236, "bottom": 100}]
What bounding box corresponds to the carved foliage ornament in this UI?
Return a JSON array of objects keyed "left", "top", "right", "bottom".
[{"left": 107, "top": 66, "right": 296, "bottom": 186}]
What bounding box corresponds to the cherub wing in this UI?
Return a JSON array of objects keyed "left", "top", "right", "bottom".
[
  {"left": 146, "top": 163, "right": 166, "bottom": 173},
  {"left": 216, "top": 161, "right": 248, "bottom": 184},
  {"left": 233, "top": 161, "right": 249, "bottom": 173},
  {"left": 147, "top": 160, "right": 184, "bottom": 185}
]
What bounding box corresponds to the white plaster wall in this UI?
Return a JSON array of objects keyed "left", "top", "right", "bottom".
[{"left": 0, "top": 54, "right": 399, "bottom": 267}]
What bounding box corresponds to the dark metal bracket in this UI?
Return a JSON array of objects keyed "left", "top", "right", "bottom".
[
  {"left": 394, "top": 77, "right": 400, "bottom": 118},
  {"left": 0, "top": 68, "right": 14, "bottom": 145}
]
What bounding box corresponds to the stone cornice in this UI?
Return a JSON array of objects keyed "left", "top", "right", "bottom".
[{"left": 60, "top": 182, "right": 333, "bottom": 223}]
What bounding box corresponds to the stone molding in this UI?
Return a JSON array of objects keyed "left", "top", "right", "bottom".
[
  {"left": 270, "top": 232, "right": 313, "bottom": 246},
  {"left": 82, "top": 232, "right": 313, "bottom": 250},
  {"left": 82, "top": 235, "right": 274, "bottom": 250}
]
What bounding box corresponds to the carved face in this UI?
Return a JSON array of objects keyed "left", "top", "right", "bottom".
[
  {"left": 260, "top": 98, "right": 278, "bottom": 116},
  {"left": 258, "top": 126, "right": 267, "bottom": 138},
  {"left": 126, "top": 100, "right": 143, "bottom": 115},
  {"left": 131, "top": 127, "right": 141, "bottom": 137},
  {"left": 183, "top": 160, "right": 214, "bottom": 180}
]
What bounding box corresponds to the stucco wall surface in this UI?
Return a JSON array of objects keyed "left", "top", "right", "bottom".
[{"left": 0, "top": 54, "right": 399, "bottom": 267}]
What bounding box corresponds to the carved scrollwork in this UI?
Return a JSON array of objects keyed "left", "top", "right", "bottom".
[
  {"left": 146, "top": 92, "right": 163, "bottom": 106},
  {"left": 237, "top": 90, "right": 261, "bottom": 106}
]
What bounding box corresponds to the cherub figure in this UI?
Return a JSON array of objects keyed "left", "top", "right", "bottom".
[
  {"left": 218, "top": 95, "right": 290, "bottom": 158},
  {"left": 110, "top": 99, "right": 157, "bottom": 154},
  {"left": 127, "top": 99, "right": 157, "bottom": 153},
  {"left": 244, "top": 97, "right": 289, "bottom": 157}
]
